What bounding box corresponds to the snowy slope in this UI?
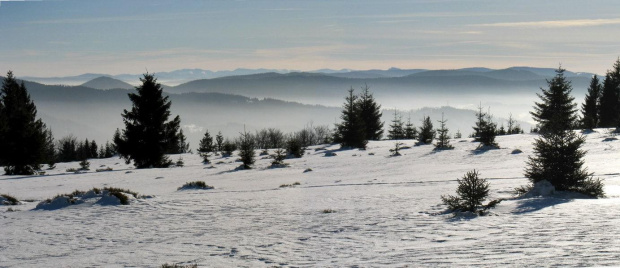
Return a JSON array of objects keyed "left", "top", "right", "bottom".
[{"left": 1, "top": 130, "right": 620, "bottom": 267}]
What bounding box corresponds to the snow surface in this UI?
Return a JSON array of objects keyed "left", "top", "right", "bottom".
[{"left": 1, "top": 130, "right": 620, "bottom": 267}]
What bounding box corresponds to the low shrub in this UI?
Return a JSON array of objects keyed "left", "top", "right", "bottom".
[
  {"left": 96, "top": 167, "right": 113, "bottom": 172},
  {"left": 178, "top": 181, "right": 214, "bottom": 190},
  {"left": 279, "top": 182, "right": 301, "bottom": 188},
  {"left": 322, "top": 209, "right": 336, "bottom": 214}
]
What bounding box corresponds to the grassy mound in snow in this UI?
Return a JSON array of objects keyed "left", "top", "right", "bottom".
[
  {"left": 178, "top": 181, "right": 214, "bottom": 190},
  {"left": 36, "top": 187, "right": 141, "bottom": 210},
  {"left": 0, "top": 194, "right": 19, "bottom": 205}
]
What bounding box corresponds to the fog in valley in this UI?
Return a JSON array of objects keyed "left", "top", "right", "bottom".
[{"left": 15, "top": 66, "right": 594, "bottom": 148}]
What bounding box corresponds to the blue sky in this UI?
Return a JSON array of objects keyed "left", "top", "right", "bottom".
[{"left": 1, "top": 0, "right": 620, "bottom": 76}]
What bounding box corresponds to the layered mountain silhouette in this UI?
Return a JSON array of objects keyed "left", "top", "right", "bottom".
[{"left": 22, "top": 66, "right": 596, "bottom": 88}]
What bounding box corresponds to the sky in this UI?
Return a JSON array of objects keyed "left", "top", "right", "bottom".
[{"left": 1, "top": 0, "right": 620, "bottom": 77}]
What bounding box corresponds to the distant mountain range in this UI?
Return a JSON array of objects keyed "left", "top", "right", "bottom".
[{"left": 22, "top": 66, "right": 597, "bottom": 88}]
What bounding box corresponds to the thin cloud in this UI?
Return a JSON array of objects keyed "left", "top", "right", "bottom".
[{"left": 476, "top": 18, "right": 620, "bottom": 28}]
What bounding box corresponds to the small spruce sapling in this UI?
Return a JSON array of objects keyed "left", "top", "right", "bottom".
[
  {"left": 434, "top": 113, "right": 453, "bottom": 150},
  {"left": 389, "top": 142, "right": 404, "bottom": 156},
  {"left": 441, "top": 170, "right": 490, "bottom": 213},
  {"left": 271, "top": 148, "right": 287, "bottom": 166}
]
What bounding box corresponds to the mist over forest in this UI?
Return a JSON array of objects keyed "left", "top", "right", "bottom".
[{"left": 5, "top": 66, "right": 588, "bottom": 148}]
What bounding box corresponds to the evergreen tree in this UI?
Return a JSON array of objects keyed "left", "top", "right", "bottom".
[
  {"left": 0, "top": 71, "right": 48, "bottom": 175},
  {"left": 441, "top": 170, "right": 490, "bottom": 213},
  {"left": 357, "top": 84, "right": 384, "bottom": 140},
  {"left": 525, "top": 68, "right": 604, "bottom": 197},
  {"left": 434, "top": 113, "right": 453, "bottom": 150},
  {"left": 472, "top": 104, "right": 498, "bottom": 147},
  {"left": 198, "top": 130, "right": 214, "bottom": 163},
  {"left": 525, "top": 127, "right": 603, "bottom": 197},
  {"left": 90, "top": 140, "right": 98, "bottom": 159},
  {"left": 387, "top": 110, "right": 405, "bottom": 140},
  {"left": 417, "top": 116, "right": 435, "bottom": 144},
  {"left": 335, "top": 88, "right": 367, "bottom": 149},
  {"left": 404, "top": 116, "right": 417, "bottom": 139},
  {"left": 175, "top": 129, "right": 190, "bottom": 153},
  {"left": 473, "top": 104, "right": 485, "bottom": 139},
  {"left": 57, "top": 135, "right": 78, "bottom": 162},
  {"left": 43, "top": 128, "right": 56, "bottom": 167},
  {"left": 238, "top": 130, "right": 255, "bottom": 169},
  {"left": 580, "top": 75, "right": 602, "bottom": 130},
  {"left": 598, "top": 59, "right": 620, "bottom": 128},
  {"left": 114, "top": 74, "right": 181, "bottom": 168},
  {"left": 215, "top": 131, "right": 224, "bottom": 152},
  {"left": 454, "top": 129, "right": 462, "bottom": 139},
  {"left": 497, "top": 124, "right": 506, "bottom": 136},
  {"left": 531, "top": 67, "right": 577, "bottom": 133},
  {"left": 506, "top": 113, "right": 522, "bottom": 134}
]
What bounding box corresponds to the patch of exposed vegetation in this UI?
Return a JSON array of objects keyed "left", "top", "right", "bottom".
[
  {"left": 0, "top": 194, "right": 19, "bottom": 205},
  {"left": 178, "top": 181, "right": 214, "bottom": 190}
]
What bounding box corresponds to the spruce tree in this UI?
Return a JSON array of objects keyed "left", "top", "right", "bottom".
[
  {"left": 43, "top": 128, "right": 56, "bottom": 167},
  {"left": 215, "top": 131, "right": 224, "bottom": 152},
  {"left": 598, "top": 59, "right": 620, "bottom": 129},
  {"left": 0, "top": 71, "right": 48, "bottom": 175},
  {"left": 90, "top": 140, "right": 98, "bottom": 159},
  {"left": 238, "top": 130, "right": 255, "bottom": 169},
  {"left": 198, "top": 130, "right": 214, "bottom": 163},
  {"left": 387, "top": 110, "right": 405, "bottom": 140},
  {"left": 531, "top": 67, "right": 578, "bottom": 132},
  {"left": 434, "top": 113, "right": 453, "bottom": 150},
  {"left": 506, "top": 113, "right": 522, "bottom": 134},
  {"left": 580, "top": 75, "right": 602, "bottom": 130},
  {"left": 417, "top": 116, "right": 435, "bottom": 144},
  {"left": 525, "top": 67, "right": 604, "bottom": 197},
  {"left": 114, "top": 73, "right": 181, "bottom": 168},
  {"left": 404, "top": 116, "right": 417, "bottom": 140},
  {"left": 357, "top": 85, "right": 384, "bottom": 140},
  {"left": 473, "top": 107, "right": 498, "bottom": 148},
  {"left": 175, "top": 129, "right": 190, "bottom": 153},
  {"left": 335, "top": 88, "right": 367, "bottom": 149}
]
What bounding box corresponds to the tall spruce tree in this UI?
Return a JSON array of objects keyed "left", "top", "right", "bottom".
[
  {"left": 0, "top": 71, "right": 48, "bottom": 175},
  {"left": 114, "top": 73, "right": 181, "bottom": 168},
  {"left": 387, "top": 109, "right": 405, "bottom": 140},
  {"left": 580, "top": 75, "right": 602, "bottom": 130},
  {"left": 357, "top": 85, "right": 384, "bottom": 140},
  {"left": 598, "top": 72, "right": 619, "bottom": 127},
  {"left": 434, "top": 113, "right": 453, "bottom": 150},
  {"left": 525, "top": 67, "right": 604, "bottom": 197},
  {"left": 531, "top": 67, "right": 577, "bottom": 132},
  {"left": 418, "top": 116, "right": 435, "bottom": 144},
  {"left": 335, "top": 88, "right": 367, "bottom": 149}
]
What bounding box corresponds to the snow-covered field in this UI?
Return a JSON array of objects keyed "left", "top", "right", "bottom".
[{"left": 1, "top": 131, "right": 620, "bottom": 267}]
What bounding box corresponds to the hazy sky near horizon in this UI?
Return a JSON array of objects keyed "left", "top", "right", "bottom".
[{"left": 1, "top": 0, "right": 620, "bottom": 77}]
